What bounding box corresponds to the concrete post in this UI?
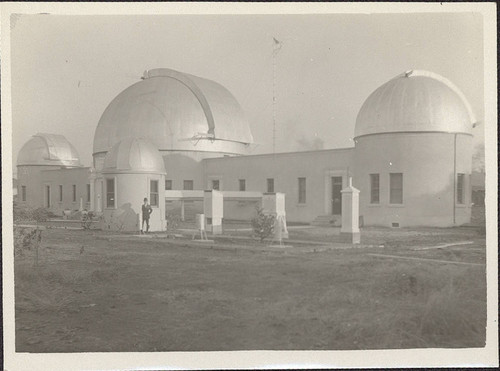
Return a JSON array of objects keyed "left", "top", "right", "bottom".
[
  {"left": 180, "top": 200, "right": 185, "bottom": 221},
  {"left": 340, "top": 177, "right": 360, "bottom": 244},
  {"left": 97, "top": 193, "right": 102, "bottom": 213},
  {"left": 262, "top": 192, "right": 289, "bottom": 241},
  {"left": 203, "top": 190, "right": 223, "bottom": 235},
  {"left": 90, "top": 181, "right": 95, "bottom": 211}
]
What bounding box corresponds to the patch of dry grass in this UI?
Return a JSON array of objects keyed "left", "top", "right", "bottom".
[{"left": 14, "top": 227, "right": 487, "bottom": 352}]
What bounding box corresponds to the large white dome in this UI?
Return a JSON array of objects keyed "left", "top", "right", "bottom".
[
  {"left": 355, "top": 70, "right": 476, "bottom": 138},
  {"left": 93, "top": 68, "right": 253, "bottom": 156},
  {"left": 17, "top": 133, "right": 82, "bottom": 167}
]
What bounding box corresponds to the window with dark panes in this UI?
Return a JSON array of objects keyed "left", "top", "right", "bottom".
[
  {"left": 298, "top": 177, "right": 306, "bottom": 204},
  {"left": 150, "top": 180, "right": 159, "bottom": 206},
  {"left": 370, "top": 174, "right": 380, "bottom": 204},
  {"left": 106, "top": 178, "right": 115, "bottom": 208},
  {"left": 21, "top": 186, "right": 26, "bottom": 201},
  {"left": 389, "top": 173, "right": 403, "bottom": 204},
  {"left": 267, "top": 178, "right": 274, "bottom": 193},
  {"left": 183, "top": 180, "right": 194, "bottom": 190},
  {"left": 239, "top": 179, "right": 246, "bottom": 191},
  {"left": 165, "top": 179, "right": 172, "bottom": 190},
  {"left": 72, "top": 185, "right": 77, "bottom": 202},
  {"left": 86, "top": 184, "right": 91, "bottom": 203},
  {"left": 59, "top": 185, "right": 63, "bottom": 202},
  {"left": 457, "top": 173, "right": 465, "bottom": 204},
  {"left": 212, "top": 180, "right": 220, "bottom": 190}
]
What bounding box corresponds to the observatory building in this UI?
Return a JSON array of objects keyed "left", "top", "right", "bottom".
[{"left": 16, "top": 68, "right": 476, "bottom": 230}]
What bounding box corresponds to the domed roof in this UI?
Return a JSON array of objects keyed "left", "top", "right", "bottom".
[
  {"left": 102, "top": 137, "right": 166, "bottom": 174},
  {"left": 17, "top": 133, "right": 82, "bottom": 167},
  {"left": 355, "top": 70, "right": 476, "bottom": 138},
  {"left": 93, "top": 68, "right": 253, "bottom": 155}
]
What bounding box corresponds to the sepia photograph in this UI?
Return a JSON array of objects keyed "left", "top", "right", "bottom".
[{"left": 2, "top": 2, "right": 497, "bottom": 370}]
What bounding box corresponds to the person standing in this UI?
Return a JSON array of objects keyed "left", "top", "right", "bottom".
[{"left": 141, "top": 197, "right": 153, "bottom": 234}]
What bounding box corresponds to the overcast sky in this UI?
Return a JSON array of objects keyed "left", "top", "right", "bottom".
[{"left": 10, "top": 11, "right": 484, "bottom": 168}]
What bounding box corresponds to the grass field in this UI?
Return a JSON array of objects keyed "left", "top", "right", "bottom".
[{"left": 15, "top": 225, "right": 486, "bottom": 352}]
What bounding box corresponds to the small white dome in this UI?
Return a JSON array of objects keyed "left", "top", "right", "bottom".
[
  {"left": 93, "top": 68, "right": 253, "bottom": 156},
  {"left": 355, "top": 70, "right": 475, "bottom": 138},
  {"left": 17, "top": 133, "right": 82, "bottom": 167},
  {"left": 102, "top": 137, "right": 166, "bottom": 174}
]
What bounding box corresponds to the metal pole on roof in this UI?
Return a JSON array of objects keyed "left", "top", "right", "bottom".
[{"left": 272, "top": 37, "right": 282, "bottom": 154}]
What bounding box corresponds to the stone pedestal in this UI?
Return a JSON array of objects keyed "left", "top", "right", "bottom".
[
  {"left": 204, "top": 190, "right": 223, "bottom": 235},
  {"left": 340, "top": 177, "right": 360, "bottom": 244}
]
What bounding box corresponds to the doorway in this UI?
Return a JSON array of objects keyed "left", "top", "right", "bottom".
[{"left": 331, "top": 177, "right": 342, "bottom": 215}]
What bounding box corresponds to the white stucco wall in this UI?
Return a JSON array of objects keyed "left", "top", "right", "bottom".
[
  {"left": 17, "top": 165, "right": 55, "bottom": 209},
  {"left": 203, "top": 148, "right": 354, "bottom": 223},
  {"left": 162, "top": 150, "right": 235, "bottom": 191},
  {"left": 40, "top": 167, "right": 91, "bottom": 215},
  {"left": 100, "top": 172, "right": 166, "bottom": 232},
  {"left": 353, "top": 132, "right": 472, "bottom": 227},
  {"left": 17, "top": 165, "right": 90, "bottom": 214}
]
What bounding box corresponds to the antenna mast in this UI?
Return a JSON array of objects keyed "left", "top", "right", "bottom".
[{"left": 272, "top": 37, "right": 281, "bottom": 154}]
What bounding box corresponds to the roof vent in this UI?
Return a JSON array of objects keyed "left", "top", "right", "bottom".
[{"left": 404, "top": 70, "right": 413, "bottom": 77}]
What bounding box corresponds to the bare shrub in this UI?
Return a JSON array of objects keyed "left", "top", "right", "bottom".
[
  {"left": 81, "top": 210, "right": 102, "bottom": 229},
  {"left": 14, "top": 201, "right": 54, "bottom": 223},
  {"left": 251, "top": 207, "right": 275, "bottom": 242},
  {"left": 166, "top": 213, "right": 181, "bottom": 231}
]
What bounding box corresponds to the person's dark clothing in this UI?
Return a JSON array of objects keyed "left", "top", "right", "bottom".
[
  {"left": 142, "top": 204, "right": 153, "bottom": 233},
  {"left": 142, "top": 204, "right": 153, "bottom": 220}
]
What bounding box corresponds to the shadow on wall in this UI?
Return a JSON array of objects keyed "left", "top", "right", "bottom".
[
  {"left": 101, "top": 203, "right": 139, "bottom": 232},
  {"left": 165, "top": 200, "right": 261, "bottom": 222},
  {"left": 165, "top": 200, "right": 203, "bottom": 221}
]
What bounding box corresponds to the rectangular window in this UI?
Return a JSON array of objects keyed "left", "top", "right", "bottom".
[
  {"left": 267, "top": 178, "right": 274, "bottom": 193},
  {"left": 59, "top": 185, "right": 63, "bottom": 202},
  {"left": 150, "top": 180, "right": 159, "bottom": 207},
  {"left": 239, "top": 179, "right": 246, "bottom": 191},
  {"left": 21, "top": 185, "right": 26, "bottom": 202},
  {"left": 46, "top": 185, "right": 51, "bottom": 208},
  {"left": 106, "top": 178, "right": 115, "bottom": 208},
  {"left": 86, "top": 184, "right": 91, "bottom": 203},
  {"left": 165, "top": 179, "right": 172, "bottom": 190},
  {"left": 389, "top": 173, "right": 403, "bottom": 204},
  {"left": 457, "top": 173, "right": 465, "bottom": 204},
  {"left": 183, "top": 180, "right": 193, "bottom": 190},
  {"left": 212, "top": 179, "right": 220, "bottom": 191},
  {"left": 72, "top": 185, "right": 77, "bottom": 202},
  {"left": 370, "top": 174, "right": 380, "bottom": 204},
  {"left": 298, "top": 177, "right": 306, "bottom": 204}
]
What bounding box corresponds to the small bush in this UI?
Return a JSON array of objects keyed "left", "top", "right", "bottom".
[
  {"left": 251, "top": 207, "right": 275, "bottom": 242},
  {"left": 31, "top": 207, "right": 52, "bottom": 222},
  {"left": 13, "top": 201, "right": 53, "bottom": 223},
  {"left": 166, "top": 213, "right": 181, "bottom": 231},
  {"left": 81, "top": 210, "right": 101, "bottom": 229},
  {"left": 13, "top": 202, "right": 50, "bottom": 264}
]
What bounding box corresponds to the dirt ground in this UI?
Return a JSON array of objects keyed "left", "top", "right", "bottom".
[{"left": 14, "top": 224, "right": 486, "bottom": 352}]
